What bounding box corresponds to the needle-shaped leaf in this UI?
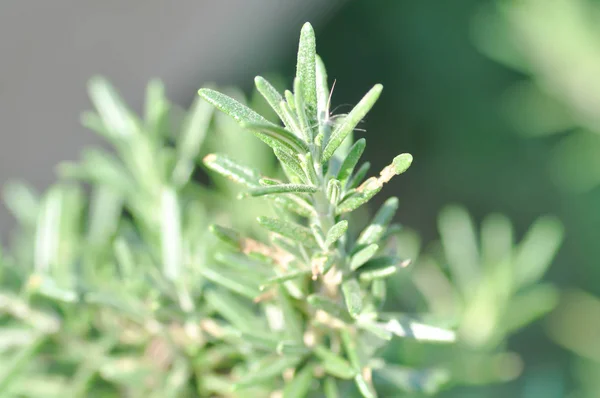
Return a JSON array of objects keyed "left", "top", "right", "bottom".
[
  {"left": 0, "top": 336, "right": 46, "bottom": 393},
  {"left": 234, "top": 355, "right": 301, "bottom": 389},
  {"left": 322, "top": 84, "right": 383, "bottom": 163},
  {"left": 294, "top": 78, "right": 312, "bottom": 142},
  {"left": 383, "top": 317, "right": 456, "bottom": 343},
  {"left": 357, "top": 256, "right": 405, "bottom": 282},
  {"left": 316, "top": 55, "right": 330, "bottom": 122},
  {"left": 199, "top": 88, "right": 288, "bottom": 151},
  {"left": 250, "top": 184, "right": 318, "bottom": 197},
  {"left": 203, "top": 153, "right": 260, "bottom": 188},
  {"left": 324, "top": 377, "right": 340, "bottom": 398},
  {"left": 88, "top": 76, "right": 141, "bottom": 139},
  {"left": 325, "top": 220, "right": 348, "bottom": 248},
  {"left": 172, "top": 95, "right": 213, "bottom": 185},
  {"left": 205, "top": 289, "right": 264, "bottom": 333},
  {"left": 209, "top": 224, "right": 243, "bottom": 249},
  {"left": 243, "top": 122, "right": 309, "bottom": 154},
  {"left": 274, "top": 149, "right": 307, "bottom": 183},
  {"left": 296, "top": 22, "right": 317, "bottom": 118},
  {"left": 254, "top": 76, "right": 286, "bottom": 122},
  {"left": 357, "top": 197, "right": 399, "bottom": 246},
  {"left": 337, "top": 139, "right": 366, "bottom": 185},
  {"left": 200, "top": 266, "right": 261, "bottom": 299},
  {"left": 347, "top": 162, "right": 371, "bottom": 189},
  {"left": 342, "top": 279, "right": 363, "bottom": 318},
  {"left": 308, "top": 294, "right": 354, "bottom": 323},
  {"left": 354, "top": 373, "right": 378, "bottom": 398},
  {"left": 144, "top": 79, "right": 170, "bottom": 140},
  {"left": 283, "top": 363, "right": 316, "bottom": 398},
  {"left": 258, "top": 217, "right": 318, "bottom": 249},
  {"left": 375, "top": 365, "right": 450, "bottom": 395},
  {"left": 260, "top": 270, "right": 311, "bottom": 290},
  {"left": 161, "top": 188, "right": 182, "bottom": 281},
  {"left": 278, "top": 287, "right": 305, "bottom": 342},
  {"left": 350, "top": 244, "right": 379, "bottom": 271},
  {"left": 514, "top": 215, "right": 564, "bottom": 287},
  {"left": 314, "top": 345, "right": 356, "bottom": 379},
  {"left": 273, "top": 196, "right": 317, "bottom": 218}
]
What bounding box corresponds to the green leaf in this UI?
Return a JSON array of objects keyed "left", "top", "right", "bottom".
[
  {"left": 250, "top": 184, "right": 318, "bottom": 197},
  {"left": 27, "top": 275, "right": 78, "bottom": 303},
  {"left": 341, "top": 279, "right": 363, "bottom": 318},
  {"left": 278, "top": 287, "right": 305, "bottom": 342},
  {"left": 355, "top": 373, "right": 377, "bottom": 398},
  {"left": 514, "top": 216, "right": 564, "bottom": 287},
  {"left": 3, "top": 182, "right": 39, "bottom": 228},
  {"left": 274, "top": 149, "right": 307, "bottom": 183},
  {"left": 161, "top": 188, "right": 182, "bottom": 281},
  {"left": 322, "top": 84, "right": 383, "bottom": 163},
  {"left": 350, "top": 244, "right": 379, "bottom": 271},
  {"left": 357, "top": 321, "right": 392, "bottom": 341},
  {"left": 337, "top": 139, "right": 366, "bottom": 185},
  {"left": 260, "top": 270, "right": 311, "bottom": 290},
  {"left": 357, "top": 256, "right": 403, "bottom": 282},
  {"left": 294, "top": 78, "right": 312, "bottom": 142},
  {"left": 325, "top": 220, "right": 348, "bottom": 248},
  {"left": 172, "top": 95, "right": 213, "bottom": 185},
  {"left": 144, "top": 79, "right": 170, "bottom": 139},
  {"left": 391, "top": 153, "right": 413, "bottom": 175},
  {"left": 357, "top": 197, "right": 399, "bottom": 246},
  {"left": 88, "top": 76, "right": 140, "bottom": 139},
  {"left": 199, "top": 88, "right": 288, "bottom": 151},
  {"left": 316, "top": 55, "right": 330, "bottom": 123},
  {"left": 285, "top": 90, "right": 296, "bottom": 112},
  {"left": 347, "top": 162, "right": 371, "bottom": 189},
  {"left": 383, "top": 317, "right": 456, "bottom": 343},
  {"left": 199, "top": 88, "right": 271, "bottom": 126},
  {"left": 307, "top": 294, "right": 354, "bottom": 323},
  {"left": 205, "top": 289, "right": 264, "bottom": 333},
  {"left": 340, "top": 329, "right": 361, "bottom": 370},
  {"left": 234, "top": 355, "right": 301, "bottom": 389},
  {"left": 200, "top": 267, "right": 260, "bottom": 299},
  {"left": 314, "top": 345, "right": 356, "bottom": 379},
  {"left": 254, "top": 76, "right": 286, "bottom": 123},
  {"left": 336, "top": 179, "right": 382, "bottom": 215},
  {"left": 311, "top": 223, "right": 327, "bottom": 249},
  {"left": 273, "top": 196, "right": 317, "bottom": 218},
  {"left": 209, "top": 224, "right": 243, "bottom": 249},
  {"left": 283, "top": 363, "right": 315, "bottom": 398},
  {"left": 375, "top": 365, "right": 450, "bottom": 394},
  {"left": 34, "top": 186, "right": 63, "bottom": 273},
  {"left": 327, "top": 179, "right": 342, "bottom": 205},
  {"left": 296, "top": 22, "right": 317, "bottom": 118},
  {"left": 323, "top": 377, "right": 340, "bottom": 398},
  {"left": 504, "top": 284, "right": 559, "bottom": 334},
  {"left": 243, "top": 122, "right": 309, "bottom": 154},
  {"left": 301, "top": 152, "right": 319, "bottom": 186},
  {"left": 258, "top": 217, "right": 318, "bottom": 249},
  {"left": 203, "top": 153, "right": 260, "bottom": 188},
  {"left": 278, "top": 100, "right": 305, "bottom": 140},
  {"left": 0, "top": 335, "right": 45, "bottom": 393}
]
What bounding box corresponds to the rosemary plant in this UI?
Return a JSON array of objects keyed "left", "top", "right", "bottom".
[
  {"left": 0, "top": 77, "right": 257, "bottom": 397},
  {"left": 401, "top": 206, "right": 564, "bottom": 388},
  {"left": 197, "top": 23, "right": 455, "bottom": 397}
]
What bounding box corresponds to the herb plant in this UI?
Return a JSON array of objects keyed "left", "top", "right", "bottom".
[
  {"left": 0, "top": 20, "right": 566, "bottom": 398},
  {"left": 197, "top": 22, "right": 455, "bottom": 397}
]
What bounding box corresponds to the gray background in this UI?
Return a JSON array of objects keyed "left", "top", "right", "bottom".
[{"left": 0, "top": 0, "right": 340, "bottom": 231}]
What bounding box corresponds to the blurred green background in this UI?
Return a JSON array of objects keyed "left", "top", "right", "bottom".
[
  {"left": 282, "top": 1, "right": 593, "bottom": 396},
  {"left": 3, "top": 0, "right": 600, "bottom": 396}
]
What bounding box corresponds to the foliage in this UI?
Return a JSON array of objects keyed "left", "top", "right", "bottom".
[{"left": 0, "top": 21, "right": 566, "bottom": 398}]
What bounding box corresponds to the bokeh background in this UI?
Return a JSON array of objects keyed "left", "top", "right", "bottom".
[{"left": 2, "top": 1, "right": 599, "bottom": 396}]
